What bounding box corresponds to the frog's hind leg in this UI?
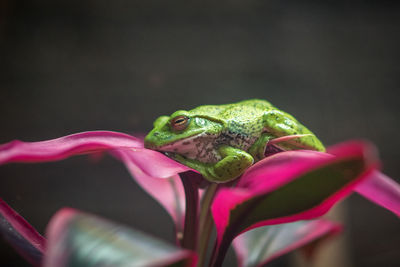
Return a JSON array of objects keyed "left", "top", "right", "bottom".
[
  {"left": 261, "top": 109, "right": 325, "bottom": 152},
  {"left": 249, "top": 108, "right": 308, "bottom": 161}
]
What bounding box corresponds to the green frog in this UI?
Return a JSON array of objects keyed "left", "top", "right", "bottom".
[{"left": 144, "top": 99, "right": 324, "bottom": 183}]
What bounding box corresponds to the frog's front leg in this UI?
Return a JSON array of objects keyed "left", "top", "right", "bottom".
[
  {"left": 211, "top": 145, "right": 254, "bottom": 182},
  {"left": 248, "top": 133, "right": 275, "bottom": 161},
  {"left": 174, "top": 145, "right": 254, "bottom": 183}
]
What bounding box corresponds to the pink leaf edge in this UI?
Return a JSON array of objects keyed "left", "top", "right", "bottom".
[{"left": 0, "top": 199, "right": 46, "bottom": 266}]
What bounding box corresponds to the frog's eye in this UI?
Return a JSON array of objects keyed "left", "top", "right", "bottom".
[{"left": 171, "top": 115, "right": 190, "bottom": 131}]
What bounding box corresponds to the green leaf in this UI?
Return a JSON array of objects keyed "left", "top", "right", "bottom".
[
  {"left": 44, "top": 208, "right": 196, "bottom": 267},
  {"left": 233, "top": 220, "right": 341, "bottom": 267}
]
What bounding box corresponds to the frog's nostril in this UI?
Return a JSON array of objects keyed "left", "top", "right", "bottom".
[{"left": 153, "top": 132, "right": 159, "bottom": 137}]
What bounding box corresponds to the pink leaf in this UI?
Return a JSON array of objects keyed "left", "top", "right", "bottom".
[
  {"left": 212, "top": 141, "right": 377, "bottom": 251},
  {"left": 354, "top": 171, "right": 400, "bottom": 216},
  {"left": 0, "top": 131, "right": 143, "bottom": 164},
  {"left": 112, "top": 148, "right": 191, "bottom": 179},
  {"left": 114, "top": 149, "right": 187, "bottom": 235},
  {"left": 233, "top": 219, "right": 342, "bottom": 267},
  {"left": 0, "top": 131, "right": 193, "bottom": 236},
  {"left": 0, "top": 130, "right": 191, "bottom": 180},
  {"left": 0, "top": 198, "right": 46, "bottom": 266}
]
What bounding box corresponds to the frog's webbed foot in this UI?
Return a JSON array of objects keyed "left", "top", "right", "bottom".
[{"left": 172, "top": 146, "right": 254, "bottom": 183}]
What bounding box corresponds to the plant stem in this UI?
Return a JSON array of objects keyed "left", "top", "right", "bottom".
[
  {"left": 197, "top": 213, "right": 213, "bottom": 267},
  {"left": 197, "top": 183, "right": 218, "bottom": 267},
  {"left": 180, "top": 171, "right": 199, "bottom": 251},
  {"left": 208, "top": 236, "right": 231, "bottom": 267}
]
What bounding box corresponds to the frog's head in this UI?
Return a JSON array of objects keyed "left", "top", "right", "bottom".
[{"left": 144, "top": 110, "right": 223, "bottom": 155}]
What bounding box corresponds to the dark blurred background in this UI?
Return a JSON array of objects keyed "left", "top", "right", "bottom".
[{"left": 0, "top": 1, "right": 399, "bottom": 266}]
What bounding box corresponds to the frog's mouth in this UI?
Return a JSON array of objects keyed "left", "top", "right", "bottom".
[
  {"left": 156, "top": 133, "right": 206, "bottom": 156},
  {"left": 144, "top": 131, "right": 205, "bottom": 154}
]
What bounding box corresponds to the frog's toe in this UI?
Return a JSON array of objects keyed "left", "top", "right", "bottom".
[{"left": 203, "top": 166, "right": 242, "bottom": 183}]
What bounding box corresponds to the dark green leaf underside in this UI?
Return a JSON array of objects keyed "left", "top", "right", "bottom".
[{"left": 230, "top": 158, "right": 365, "bottom": 237}]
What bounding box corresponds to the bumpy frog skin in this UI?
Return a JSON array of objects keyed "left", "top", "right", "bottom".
[{"left": 144, "top": 99, "right": 325, "bottom": 183}]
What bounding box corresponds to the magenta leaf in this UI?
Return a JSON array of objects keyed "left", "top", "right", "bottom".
[
  {"left": 0, "top": 130, "right": 191, "bottom": 178},
  {"left": 354, "top": 171, "right": 400, "bottom": 216},
  {"left": 0, "top": 131, "right": 143, "bottom": 164},
  {"left": 112, "top": 148, "right": 190, "bottom": 179},
  {"left": 44, "top": 208, "right": 197, "bottom": 267},
  {"left": 210, "top": 141, "right": 377, "bottom": 265},
  {"left": 0, "top": 131, "right": 192, "bottom": 238},
  {"left": 0, "top": 199, "right": 46, "bottom": 266},
  {"left": 114, "top": 149, "right": 187, "bottom": 236},
  {"left": 232, "top": 219, "right": 341, "bottom": 267}
]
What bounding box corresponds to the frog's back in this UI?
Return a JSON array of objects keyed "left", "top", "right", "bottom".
[
  {"left": 220, "top": 99, "right": 273, "bottom": 120},
  {"left": 189, "top": 99, "right": 273, "bottom": 121}
]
